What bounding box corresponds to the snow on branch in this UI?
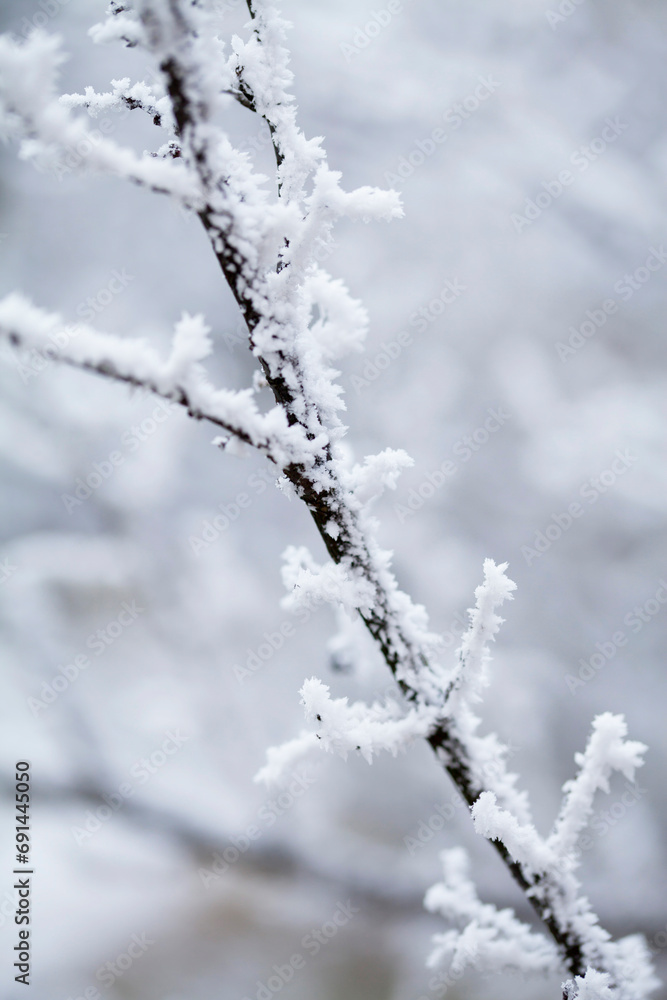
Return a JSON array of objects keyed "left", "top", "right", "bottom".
[
  {"left": 302, "top": 269, "right": 370, "bottom": 361},
  {"left": 548, "top": 713, "right": 647, "bottom": 862},
  {"left": 459, "top": 725, "right": 532, "bottom": 825},
  {"left": 254, "top": 731, "right": 321, "bottom": 786},
  {"left": 255, "top": 677, "right": 438, "bottom": 784},
  {"left": 599, "top": 938, "right": 661, "bottom": 1000},
  {"left": 422, "top": 563, "right": 657, "bottom": 997},
  {"left": 0, "top": 32, "right": 197, "bottom": 198},
  {"left": 228, "top": 1, "right": 403, "bottom": 273},
  {"left": 438, "top": 559, "right": 531, "bottom": 822},
  {"left": 60, "top": 78, "right": 173, "bottom": 131},
  {"left": 425, "top": 848, "right": 561, "bottom": 978},
  {"left": 230, "top": 0, "right": 325, "bottom": 202},
  {"left": 89, "top": 3, "right": 146, "bottom": 49},
  {"left": 448, "top": 558, "right": 517, "bottom": 710},
  {"left": 231, "top": 0, "right": 400, "bottom": 231},
  {"left": 0, "top": 5, "right": 659, "bottom": 999},
  {"left": 307, "top": 164, "right": 403, "bottom": 224},
  {"left": 460, "top": 711, "right": 656, "bottom": 1000},
  {"left": 0, "top": 294, "right": 312, "bottom": 466},
  {"left": 430, "top": 794, "right": 658, "bottom": 999},
  {"left": 281, "top": 545, "right": 377, "bottom": 617},
  {"left": 341, "top": 448, "right": 414, "bottom": 506},
  {"left": 471, "top": 791, "right": 556, "bottom": 876},
  {"left": 283, "top": 165, "right": 402, "bottom": 278},
  {"left": 563, "top": 969, "right": 616, "bottom": 1000}
]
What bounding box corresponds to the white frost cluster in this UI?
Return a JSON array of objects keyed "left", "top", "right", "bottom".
[
  {"left": 0, "top": 294, "right": 313, "bottom": 467},
  {"left": 548, "top": 713, "right": 647, "bottom": 860},
  {"left": 440, "top": 561, "right": 531, "bottom": 822},
  {"left": 341, "top": 448, "right": 414, "bottom": 506},
  {"left": 450, "top": 558, "right": 517, "bottom": 709},
  {"left": 0, "top": 32, "right": 197, "bottom": 198},
  {"left": 563, "top": 969, "right": 616, "bottom": 1000},
  {"left": 255, "top": 677, "right": 438, "bottom": 784},
  {"left": 280, "top": 545, "right": 376, "bottom": 617},
  {"left": 302, "top": 269, "right": 369, "bottom": 361},
  {"left": 428, "top": 698, "right": 656, "bottom": 999},
  {"left": 416, "top": 568, "right": 657, "bottom": 1000},
  {"left": 425, "top": 848, "right": 562, "bottom": 977},
  {"left": 0, "top": 5, "right": 659, "bottom": 999},
  {"left": 60, "top": 77, "right": 172, "bottom": 130}
]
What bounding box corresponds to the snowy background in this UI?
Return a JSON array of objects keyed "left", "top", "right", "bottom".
[{"left": 1, "top": 1, "right": 667, "bottom": 998}]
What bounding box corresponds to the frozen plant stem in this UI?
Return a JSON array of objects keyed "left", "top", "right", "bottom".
[{"left": 0, "top": 4, "right": 657, "bottom": 998}]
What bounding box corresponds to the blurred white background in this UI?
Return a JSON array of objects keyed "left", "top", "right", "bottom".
[{"left": 0, "top": 1, "right": 666, "bottom": 998}]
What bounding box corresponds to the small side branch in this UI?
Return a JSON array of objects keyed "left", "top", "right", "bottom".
[{"left": 0, "top": 295, "right": 310, "bottom": 467}]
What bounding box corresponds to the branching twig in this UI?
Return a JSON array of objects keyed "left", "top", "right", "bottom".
[{"left": 0, "top": 5, "right": 657, "bottom": 999}]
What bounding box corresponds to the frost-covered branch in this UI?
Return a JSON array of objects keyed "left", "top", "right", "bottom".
[
  {"left": 261, "top": 562, "right": 657, "bottom": 1000},
  {"left": 256, "top": 677, "right": 439, "bottom": 783},
  {"left": 0, "top": 32, "right": 197, "bottom": 198},
  {"left": 462, "top": 714, "right": 655, "bottom": 1000},
  {"left": 425, "top": 848, "right": 562, "bottom": 978},
  {"left": 548, "top": 714, "right": 647, "bottom": 863},
  {"left": 446, "top": 558, "right": 516, "bottom": 709},
  {"left": 0, "top": 4, "right": 658, "bottom": 998},
  {"left": 61, "top": 77, "right": 173, "bottom": 130},
  {"left": 0, "top": 294, "right": 311, "bottom": 466}
]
